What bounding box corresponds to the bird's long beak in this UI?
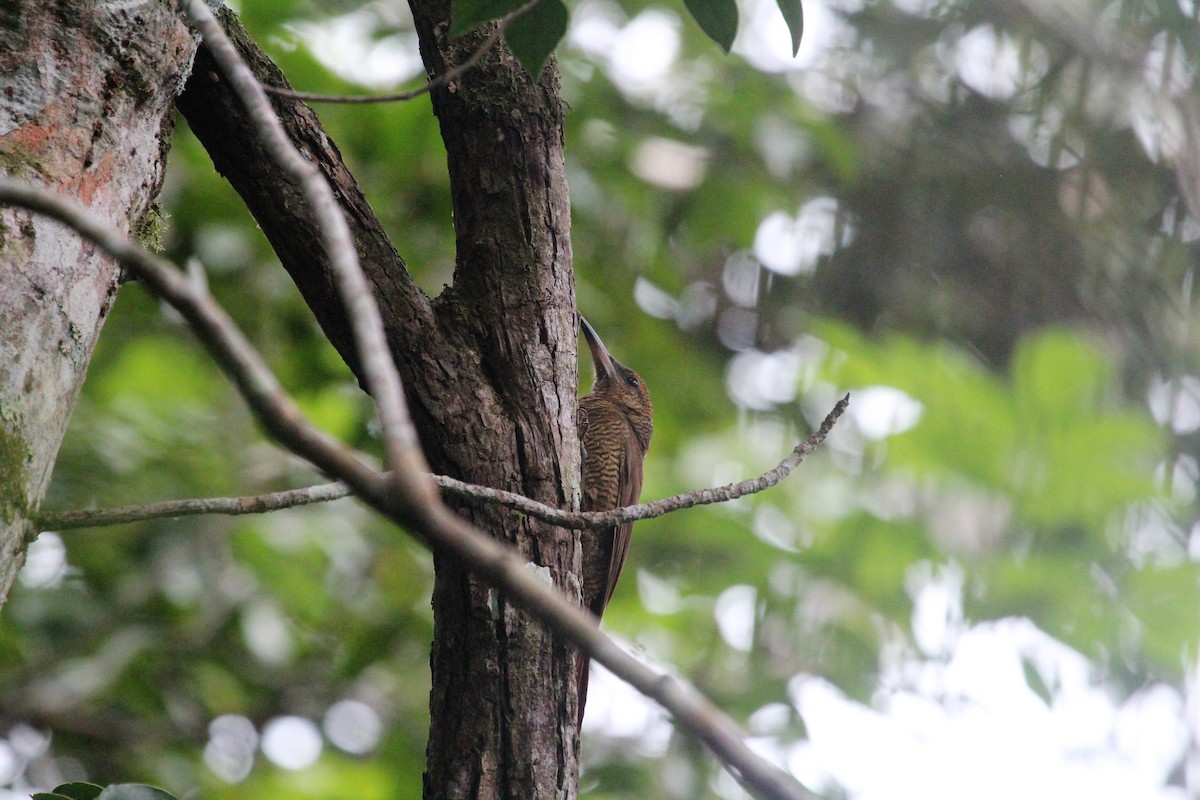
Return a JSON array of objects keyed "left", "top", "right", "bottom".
[{"left": 580, "top": 315, "right": 617, "bottom": 382}]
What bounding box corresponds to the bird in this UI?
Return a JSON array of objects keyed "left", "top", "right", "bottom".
[{"left": 576, "top": 315, "right": 653, "bottom": 724}]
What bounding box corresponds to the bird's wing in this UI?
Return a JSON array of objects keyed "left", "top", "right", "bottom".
[
  {"left": 579, "top": 399, "right": 621, "bottom": 513},
  {"left": 601, "top": 427, "right": 644, "bottom": 611}
]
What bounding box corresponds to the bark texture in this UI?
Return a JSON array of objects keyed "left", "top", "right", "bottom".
[
  {"left": 0, "top": 0, "right": 197, "bottom": 604},
  {"left": 411, "top": 14, "right": 581, "bottom": 800},
  {"left": 177, "top": 9, "right": 582, "bottom": 798}
]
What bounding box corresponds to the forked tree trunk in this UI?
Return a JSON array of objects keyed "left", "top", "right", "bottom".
[
  {"left": 0, "top": 0, "right": 198, "bottom": 604},
  {"left": 177, "top": 7, "right": 584, "bottom": 798}
]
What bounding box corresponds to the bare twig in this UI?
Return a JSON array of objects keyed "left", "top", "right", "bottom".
[
  {"left": 0, "top": 178, "right": 819, "bottom": 800},
  {"left": 182, "top": 0, "right": 427, "bottom": 501},
  {"left": 442, "top": 400, "right": 844, "bottom": 523},
  {"left": 38, "top": 397, "right": 848, "bottom": 533},
  {"left": 264, "top": 0, "right": 542, "bottom": 104},
  {"left": 36, "top": 481, "right": 355, "bottom": 530}
]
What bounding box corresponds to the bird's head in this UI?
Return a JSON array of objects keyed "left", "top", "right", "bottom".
[{"left": 581, "top": 315, "right": 653, "bottom": 451}]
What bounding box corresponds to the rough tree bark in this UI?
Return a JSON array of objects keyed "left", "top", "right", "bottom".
[
  {"left": 176, "top": 8, "right": 583, "bottom": 799},
  {"left": 0, "top": 1, "right": 198, "bottom": 604},
  {"left": 410, "top": 9, "right": 582, "bottom": 799}
]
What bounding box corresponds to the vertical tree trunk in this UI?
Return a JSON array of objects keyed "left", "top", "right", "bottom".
[
  {"left": 407, "top": 11, "right": 583, "bottom": 800},
  {"left": 0, "top": 0, "right": 197, "bottom": 604}
]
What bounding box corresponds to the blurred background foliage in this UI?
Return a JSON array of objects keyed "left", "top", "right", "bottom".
[{"left": 3, "top": 0, "right": 1200, "bottom": 798}]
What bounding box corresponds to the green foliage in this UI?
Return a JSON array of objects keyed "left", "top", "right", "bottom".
[
  {"left": 1125, "top": 564, "right": 1200, "bottom": 674},
  {"left": 449, "top": 0, "right": 569, "bottom": 78},
  {"left": 201, "top": 758, "right": 407, "bottom": 800},
  {"left": 774, "top": 0, "right": 803, "bottom": 56},
  {"left": 503, "top": 0, "right": 568, "bottom": 78},
  {"left": 96, "top": 786, "right": 179, "bottom": 800},
  {"left": 132, "top": 202, "right": 169, "bottom": 253},
  {"left": 34, "top": 784, "right": 178, "bottom": 800},
  {"left": 33, "top": 783, "right": 104, "bottom": 800},
  {"left": 450, "top": 0, "right": 770, "bottom": 74},
  {"left": 800, "top": 323, "right": 1187, "bottom": 685},
  {"left": 682, "top": 0, "right": 738, "bottom": 53},
  {"left": 449, "top": 0, "right": 524, "bottom": 37},
  {"left": 817, "top": 323, "right": 1163, "bottom": 530}
]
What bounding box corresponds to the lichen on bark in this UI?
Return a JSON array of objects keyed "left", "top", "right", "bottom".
[{"left": 0, "top": 423, "right": 31, "bottom": 525}]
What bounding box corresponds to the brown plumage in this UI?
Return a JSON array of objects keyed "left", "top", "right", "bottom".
[{"left": 576, "top": 316, "right": 653, "bottom": 724}]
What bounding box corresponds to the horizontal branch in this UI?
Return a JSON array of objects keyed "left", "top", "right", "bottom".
[
  {"left": 37, "top": 396, "right": 847, "bottom": 532},
  {"left": 35, "top": 482, "right": 354, "bottom": 530}
]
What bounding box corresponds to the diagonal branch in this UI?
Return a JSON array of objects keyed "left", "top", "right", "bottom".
[
  {"left": 182, "top": 0, "right": 425, "bottom": 498},
  {"left": 0, "top": 176, "right": 820, "bottom": 800},
  {"left": 0, "top": 182, "right": 373, "bottom": 493},
  {"left": 37, "top": 396, "right": 848, "bottom": 532},
  {"left": 174, "top": 7, "right": 440, "bottom": 404}
]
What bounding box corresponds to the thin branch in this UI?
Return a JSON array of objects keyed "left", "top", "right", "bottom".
[
  {"left": 0, "top": 178, "right": 818, "bottom": 800},
  {"left": 438, "top": 395, "right": 849, "bottom": 528},
  {"left": 36, "top": 482, "right": 355, "bottom": 530},
  {"left": 182, "top": 0, "right": 427, "bottom": 500},
  {"left": 264, "top": 0, "right": 542, "bottom": 105},
  {"left": 37, "top": 396, "right": 849, "bottom": 533}
]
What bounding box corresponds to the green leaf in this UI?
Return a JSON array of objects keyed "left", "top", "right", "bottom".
[
  {"left": 32, "top": 794, "right": 77, "bottom": 800},
  {"left": 504, "top": 0, "right": 568, "bottom": 78},
  {"left": 41, "top": 786, "right": 103, "bottom": 800},
  {"left": 683, "top": 0, "right": 739, "bottom": 52},
  {"left": 775, "top": 0, "right": 803, "bottom": 55},
  {"left": 46, "top": 785, "right": 103, "bottom": 800},
  {"left": 95, "top": 786, "right": 179, "bottom": 800},
  {"left": 450, "top": 0, "right": 524, "bottom": 38}
]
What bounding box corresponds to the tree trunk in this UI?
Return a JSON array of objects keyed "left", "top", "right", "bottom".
[
  {"left": 410, "top": 14, "right": 582, "bottom": 800},
  {"left": 176, "top": 8, "right": 583, "bottom": 798},
  {"left": 0, "top": 0, "right": 197, "bottom": 605}
]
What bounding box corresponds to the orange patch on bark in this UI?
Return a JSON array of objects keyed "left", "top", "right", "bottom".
[
  {"left": 76, "top": 152, "right": 114, "bottom": 205},
  {"left": 6, "top": 123, "right": 55, "bottom": 152},
  {"left": 4, "top": 122, "right": 116, "bottom": 206}
]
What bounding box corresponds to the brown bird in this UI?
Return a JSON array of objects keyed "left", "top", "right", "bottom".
[{"left": 576, "top": 315, "right": 653, "bottom": 723}]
